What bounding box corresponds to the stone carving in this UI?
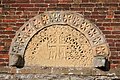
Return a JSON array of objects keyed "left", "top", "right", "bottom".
[
  {"left": 9, "top": 11, "right": 110, "bottom": 68},
  {"left": 25, "top": 25, "right": 93, "bottom": 67}
]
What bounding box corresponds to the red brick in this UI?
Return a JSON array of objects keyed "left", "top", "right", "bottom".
[
  {"left": 0, "top": 46, "right": 4, "bottom": 51},
  {"left": 112, "top": 31, "right": 120, "bottom": 34},
  {"left": 5, "top": 27, "right": 13, "bottom": 31},
  {"left": 110, "top": 64, "right": 118, "bottom": 69},
  {"left": 48, "top": 4, "right": 56, "bottom": 7},
  {"left": 11, "top": 4, "right": 34, "bottom": 7},
  {"left": 114, "top": 15, "right": 120, "bottom": 18},
  {"left": 0, "top": 55, "right": 9, "bottom": 59},
  {"left": 45, "top": 0, "right": 58, "bottom": 3},
  {"left": 113, "top": 19, "right": 120, "bottom": 22},
  {"left": 82, "top": 0, "right": 89, "bottom": 2},
  {"left": 103, "top": 3, "right": 118, "bottom": 7},
  {"left": 16, "top": 19, "right": 26, "bottom": 22},
  {"left": 3, "top": 19, "right": 16, "bottom": 23},
  {"left": 111, "top": 23, "right": 120, "bottom": 26},
  {"left": 106, "top": 39, "right": 114, "bottom": 42},
  {"left": 3, "top": 7, "right": 16, "bottom": 11},
  {"left": 16, "top": 0, "right": 30, "bottom": 3},
  {"left": 0, "top": 8, "right": 2, "bottom": 14},
  {"left": 4, "top": 59, "right": 9, "bottom": 62},
  {"left": 0, "top": 59, "right": 5, "bottom": 62},
  {"left": 105, "top": 35, "right": 116, "bottom": 38},
  {"left": 0, "top": 35, "right": 8, "bottom": 38},
  {"left": 95, "top": 3, "right": 103, "bottom": 7},
  {"left": 86, "top": 8, "right": 93, "bottom": 11},
  {"left": 108, "top": 42, "right": 115, "bottom": 47},
  {"left": 3, "top": 0, "right": 15, "bottom": 3},
  {"left": 39, "top": 8, "right": 46, "bottom": 11},
  {"left": 0, "top": 31, "right": 15, "bottom": 34},
  {"left": 112, "top": 60, "right": 120, "bottom": 64},
  {"left": 103, "top": 23, "right": 111, "bottom": 26},
  {"left": 9, "top": 34, "right": 15, "bottom": 38},
  {"left": 80, "top": 3, "right": 95, "bottom": 7},
  {"left": 70, "top": 8, "right": 85, "bottom": 11},
  {"left": 116, "top": 43, "right": 120, "bottom": 47},
  {"left": 0, "top": 43, "right": 4, "bottom": 46},
  {"left": 97, "top": 19, "right": 111, "bottom": 22},
  {"left": 0, "top": 62, "right": 8, "bottom": 66},
  {"left": 47, "top": 7, "right": 69, "bottom": 11},
  {"left": 58, "top": 0, "right": 72, "bottom": 3},
  {"left": 99, "top": 27, "right": 105, "bottom": 30},
  {"left": 2, "top": 39, "right": 12, "bottom": 43},
  {"left": 100, "top": 12, "right": 108, "bottom": 15},
  {"left": 102, "top": 31, "right": 111, "bottom": 34},
  {"left": 117, "top": 48, "right": 120, "bottom": 51},
  {"left": 17, "top": 8, "right": 25, "bottom": 11},
  {"left": 92, "top": 12, "right": 99, "bottom": 15},
  {"left": 57, "top": 4, "right": 71, "bottom": 8},
  {"left": 71, "top": 4, "right": 80, "bottom": 8},
  {"left": 0, "top": 27, "right": 5, "bottom": 30},
  {"left": 106, "top": 15, "right": 113, "bottom": 19},
  {"left": 5, "top": 16, "right": 20, "bottom": 19},
  {"left": 17, "top": 7, "right": 39, "bottom": 11},
  {"left": 114, "top": 11, "right": 120, "bottom": 14},
  {"left": 24, "top": 8, "right": 39, "bottom": 11},
  {"left": 0, "top": 51, "right": 8, "bottom": 54},
  {"left": 116, "top": 35, "right": 120, "bottom": 38},
  {"left": 110, "top": 48, "right": 117, "bottom": 51},
  {"left": 15, "top": 12, "right": 23, "bottom": 15},
  {"left": 91, "top": 15, "right": 106, "bottom": 19},
  {"left": 35, "top": 4, "right": 48, "bottom": 7},
  {"left": 117, "top": 7, "right": 120, "bottom": 10},
  {"left": 105, "top": 27, "right": 113, "bottom": 30},
  {"left": 94, "top": 8, "right": 108, "bottom": 11},
  {"left": 114, "top": 39, "right": 120, "bottom": 42},
  {"left": 23, "top": 11, "right": 31, "bottom": 15},
  {"left": 16, "top": 23, "right": 24, "bottom": 27},
  {"left": 31, "top": 0, "right": 44, "bottom": 3},
  {"left": 84, "top": 12, "right": 91, "bottom": 15}
]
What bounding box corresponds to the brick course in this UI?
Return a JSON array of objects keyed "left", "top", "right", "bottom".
[{"left": 0, "top": 0, "right": 120, "bottom": 68}]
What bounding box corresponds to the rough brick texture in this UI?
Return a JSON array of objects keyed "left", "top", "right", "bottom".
[{"left": 0, "top": 0, "right": 120, "bottom": 69}]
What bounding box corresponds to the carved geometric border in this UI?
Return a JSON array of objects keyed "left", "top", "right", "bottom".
[{"left": 9, "top": 11, "right": 110, "bottom": 66}]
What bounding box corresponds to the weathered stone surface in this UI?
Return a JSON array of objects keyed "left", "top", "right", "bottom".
[
  {"left": 0, "top": 67, "right": 120, "bottom": 79},
  {"left": 9, "top": 11, "right": 110, "bottom": 68},
  {"left": 0, "top": 73, "right": 119, "bottom": 80},
  {"left": 25, "top": 24, "right": 93, "bottom": 67}
]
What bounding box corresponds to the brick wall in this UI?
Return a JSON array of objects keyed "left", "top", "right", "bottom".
[{"left": 0, "top": 0, "right": 120, "bottom": 68}]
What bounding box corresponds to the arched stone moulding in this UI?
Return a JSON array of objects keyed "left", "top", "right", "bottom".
[{"left": 9, "top": 11, "right": 110, "bottom": 68}]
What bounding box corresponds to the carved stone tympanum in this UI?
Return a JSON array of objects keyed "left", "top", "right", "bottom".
[
  {"left": 25, "top": 25, "right": 93, "bottom": 67},
  {"left": 9, "top": 11, "right": 110, "bottom": 68}
]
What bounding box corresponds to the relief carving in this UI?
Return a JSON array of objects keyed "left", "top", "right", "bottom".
[
  {"left": 9, "top": 12, "right": 110, "bottom": 68},
  {"left": 25, "top": 25, "right": 93, "bottom": 67},
  {"left": 50, "top": 12, "right": 62, "bottom": 22},
  {"left": 80, "top": 21, "right": 91, "bottom": 32},
  {"left": 41, "top": 14, "right": 49, "bottom": 25}
]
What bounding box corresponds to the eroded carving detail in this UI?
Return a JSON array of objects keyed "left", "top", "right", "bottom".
[
  {"left": 94, "top": 44, "right": 109, "bottom": 56},
  {"left": 25, "top": 25, "right": 93, "bottom": 67},
  {"left": 50, "top": 12, "right": 62, "bottom": 23},
  {"left": 79, "top": 21, "right": 91, "bottom": 32},
  {"left": 9, "top": 12, "right": 110, "bottom": 68},
  {"left": 41, "top": 13, "right": 50, "bottom": 25}
]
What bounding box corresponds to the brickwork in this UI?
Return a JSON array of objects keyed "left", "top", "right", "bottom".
[{"left": 0, "top": 0, "right": 120, "bottom": 69}]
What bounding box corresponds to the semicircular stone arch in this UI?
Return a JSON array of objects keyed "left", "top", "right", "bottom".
[{"left": 9, "top": 11, "right": 110, "bottom": 68}]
